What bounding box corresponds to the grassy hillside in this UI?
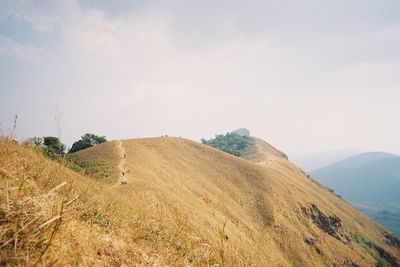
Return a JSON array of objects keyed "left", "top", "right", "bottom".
[
  {"left": 68, "top": 141, "right": 121, "bottom": 183},
  {"left": 1, "top": 138, "right": 400, "bottom": 266},
  {"left": 310, "top": 152, "right": 400, "bottom": 236},
  {"left": 250, "top": 137, "right": 288, "bottom": 161},
  {"left": 0, "top": 139, "right": 223, "bottom": 266}
]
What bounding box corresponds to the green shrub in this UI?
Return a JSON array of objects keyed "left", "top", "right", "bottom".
[
  {"left": 201, "top": 132, "right": 255, "bottom": 157},
  {"left": 69, "top": 133, "right": 107, "bottom": 153},
  {"left": 43, "top": 136, "right": 66, "bottom": 159}
]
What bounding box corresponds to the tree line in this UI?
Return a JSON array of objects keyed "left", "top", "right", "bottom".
[{"left": 24, "top": 133, "right": 107, "bottom": 159}]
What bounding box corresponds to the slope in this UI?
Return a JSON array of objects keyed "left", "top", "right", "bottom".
[
  {"left": 250, "top": 136, "right": 288, "bottom": 161},
  {"left": 0, "top": 139, "right": 230, "bottom": 266},
  {"left": 80, "top": 137, "right": 399, "bottom": 266},
  {"left": 68, "top": 140, "right": 121, "bottom": 183},
  {"left": 310, "top": 152, "right": 400, "bottom": 236},
  {"left": 3, "top": 138, "right": 400, "bottom": 266}
]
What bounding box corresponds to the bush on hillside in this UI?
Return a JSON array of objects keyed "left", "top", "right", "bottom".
[
  {"left": 43, "top": 136, "right": 66, "bottom": 158},
  {"left": 201, "top": 132, "right": 255, "bottom": 157},
  {"left": 21, "top": 135, "right": 102, "bottom": 174},
  {"left": 69, "top": 133, "right": 107, "bottom": 153}
]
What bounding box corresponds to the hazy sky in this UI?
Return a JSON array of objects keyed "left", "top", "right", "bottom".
[{"left": 1, "top": 0, "right": 400, "bottom": 156}]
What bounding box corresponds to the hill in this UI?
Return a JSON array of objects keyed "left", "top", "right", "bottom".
[
  {"left": 310, "top": 152, "right": 400, "bottom": 236},
  {"left": 68, "top": 140, "right": 121, "bottom": 183},
  {"left": 251, "top": 137, "right": 288, "bottom": 161},
  {"left": 2, "top": 138, "right": 400, "bottom": 266},
  {"left": 201, "top": 129, "right": 287, "bottom": 161}
]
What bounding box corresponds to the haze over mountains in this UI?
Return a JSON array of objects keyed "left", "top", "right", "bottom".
[
  {"left": 291, "top": 149, "right": 366, "bottom": 172},
  {"left": 310, "top": 152, "right": 400, "bottom": 236}
]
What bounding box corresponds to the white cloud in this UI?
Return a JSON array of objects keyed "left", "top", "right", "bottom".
[
  {"left": 0, "top": 36, "right": 49, "bottom": 62},
  {"left": 1, "top": 0, "right": 400, "bottom": 155},
  {"left": 1, "top": 0, "right": 57, "bottom": 32}
]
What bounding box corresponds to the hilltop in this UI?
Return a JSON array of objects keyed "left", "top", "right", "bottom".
[
  {"left": 201, "top": 128, "right": 287, "bottom": 161},
  {"left": 1, "top": 138, "right": 400, "bottom": 266},
  {"left": 251, "top": 137, "right": 288, "bottom": 161},
  {"left": 310, "top": 152, "right": 400, "bottom": 236}
]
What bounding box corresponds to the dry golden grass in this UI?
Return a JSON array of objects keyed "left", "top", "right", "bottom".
[
  {"left": 69, "top": 141, "right": 121, "bottom": 183},
  {"left": 0, "top": 139, "right": 222, "bottom": 266},
  {"left": 113, "top": 137, "right": 399, "bottom": 266},
  {"left": 1, "top": 137, "right": 400, "bottom": 266},
  {"left": 250, "top": 137, "right": 288, "bottom": 162}
]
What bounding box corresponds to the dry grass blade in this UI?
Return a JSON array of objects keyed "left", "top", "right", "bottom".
[
  {"left": 34, "top": 202, "right": 64, "bottom": 267},
  {"left": 0, "top": 217, "right": 40, "bottom": 250},
  {"left": 37, "top": 215, "right": 61, "bottom": 230}
]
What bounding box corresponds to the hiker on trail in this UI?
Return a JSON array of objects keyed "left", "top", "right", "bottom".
[{"left": 122, "top": 171, "right": 125, "bottom": 176}]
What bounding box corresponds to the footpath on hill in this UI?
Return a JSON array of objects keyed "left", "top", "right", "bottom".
[{"left": 112, "top": 140, "right": 126, "bottom": 187}]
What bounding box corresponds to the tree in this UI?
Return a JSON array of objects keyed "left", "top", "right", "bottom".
[
  {"left": 201, "top": 132, "right": 254, "bottom": 157},
  {"left": 69, "top": 133, "right": 107, "bottom": 153},
  {"left": 43, "top": 136, "right": 66, "bottom": 158}
]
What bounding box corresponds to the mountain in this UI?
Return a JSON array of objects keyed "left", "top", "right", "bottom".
[
  {"left": 292, "top": 149, "right": 365, "bottom": 171},
  {"left": 310, "top": 152, "right": 400, "bottom": 236},
  {"left": 2, "top": 138, "right": 400, "bottom": 266}
]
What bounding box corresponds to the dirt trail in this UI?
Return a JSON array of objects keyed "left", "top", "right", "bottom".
[{"left": 112, "top": 140, "right": 126, "bottom": 187}]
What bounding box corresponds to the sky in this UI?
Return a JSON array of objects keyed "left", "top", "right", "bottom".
[{"left": 1, "top": 0, "right": 400, "bottom": 156}]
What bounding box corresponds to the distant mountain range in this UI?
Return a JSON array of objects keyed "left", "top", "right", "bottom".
[
  {"left": 310, "top": 152, "right": 400, "bottom": 236},
  {"left": 292, "top": 149, "right": 365, "bottom": 171}
]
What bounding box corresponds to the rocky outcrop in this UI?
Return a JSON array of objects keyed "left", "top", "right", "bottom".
[
  {"left": 384, "top": 231, "right": 400, "bottom": 248},
  {"left": 302, "top": 204, "right": 349, "bottom": 243}
]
